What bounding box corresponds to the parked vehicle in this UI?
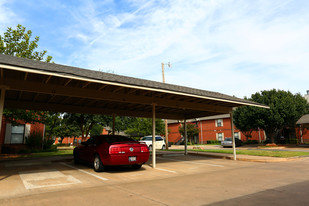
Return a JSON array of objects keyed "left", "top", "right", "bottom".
[
  {"left": 139, "top": 135, "right": 166, "bottom": 150},
  {"left": 73, "top": 135, "right": 149, "bottom": 172},
  {"left": 221, "top": 137, "right": 243, "bottom": 148}
]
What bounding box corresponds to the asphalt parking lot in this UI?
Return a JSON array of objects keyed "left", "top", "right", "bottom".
[{"left": 1, "top": 153, "right": 309, "bottom": 206}]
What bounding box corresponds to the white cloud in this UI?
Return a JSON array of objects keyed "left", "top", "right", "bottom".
[
  {"left": 3, "top": 0, "right": 309, "bottom": 98},
  {"left": 0, "top": 0, "right": 20, "bottom": 34}
]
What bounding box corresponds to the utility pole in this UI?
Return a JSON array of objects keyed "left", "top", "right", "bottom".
[{"left": 162, "top": 62, "right": 171, "bottom": 150}]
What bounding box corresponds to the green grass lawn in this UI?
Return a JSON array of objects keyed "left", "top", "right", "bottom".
[
  {"left": 27, "top": 149, "right": 73, "bottom": 157},
  {"left": 169, "top": 149, "right": 309, "bottom": 158},
  {"left": 0, "top": 149, "right": 74, "bottom": 159}
]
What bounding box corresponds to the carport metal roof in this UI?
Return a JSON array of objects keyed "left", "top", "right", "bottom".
[{"left": 0, "top": 54, "right": 267, "bottom": 119}]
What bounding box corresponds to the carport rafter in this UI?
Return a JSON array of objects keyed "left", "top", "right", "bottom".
[
  {"left": 2, "top": 78, "right": 232, "bottom": 114},
  {"left": 5, "top": 99, "right": 183, "bottom": 119}
]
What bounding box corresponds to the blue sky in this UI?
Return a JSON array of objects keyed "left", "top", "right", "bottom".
[{"left": 1, "top": 0, "right": 308, "bottom": 98}]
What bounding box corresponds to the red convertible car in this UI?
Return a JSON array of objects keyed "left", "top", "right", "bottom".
[{"left": 73, "top": 135, "right": 150, "bottom": 172}]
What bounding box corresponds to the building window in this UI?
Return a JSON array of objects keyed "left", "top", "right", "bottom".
[
  {"left": 11, "top": 125, "right": 25, "bottom": 144},
  {"left": 217, "top": 133, "right": 224, "bottom": 141},
  {"left": 216, "top": 119, "right": 223, "bottom": 127},
  {"left": 234, "top": 132, "right": 240, "bottom": 140}
]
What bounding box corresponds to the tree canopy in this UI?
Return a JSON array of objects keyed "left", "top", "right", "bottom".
[
  {"left": 0, "top": 24, "right": 52, "bottom": 62},
  {"left": 63, "top": 113, "right": 113, "bottom": 141},
  {"left": 125, "top": 118, "right": 165, "bottom": 137},
  {"left": 233, "top": 89, "right": 309, "bottom": 143},
  {"left": 179, "top": 123, "right": 199, "bottom": 144}
]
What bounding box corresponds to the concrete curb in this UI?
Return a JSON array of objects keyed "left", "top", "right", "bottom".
[{"left": 187, "top": 151, "right": 305, "bottom": 163}]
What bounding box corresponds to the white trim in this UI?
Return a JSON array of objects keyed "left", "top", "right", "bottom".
[
  {"left": 216, "top": 133, "right": 224, "bottom": 141},
  {"left": 215, "top": 119, "right": 223, "bottom": 127},
  {"left": 0, "top": 64, "right": 269, "bottom": 108},
  {"left": 234, "top": 132, "right": 240, "bottom": 140}
]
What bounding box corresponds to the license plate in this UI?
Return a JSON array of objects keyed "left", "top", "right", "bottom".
[{"left": 129, "top": 156, "right": 136, "bottom": 162}]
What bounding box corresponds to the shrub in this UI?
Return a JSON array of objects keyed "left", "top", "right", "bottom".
[
  {"left": 43, "top": 145, "right": 58, "bottom": 152},
  {"left": 207, "top": 140, "right": 221, "bottom": 145},
  {"left": 289, "top": 138, "right": 298, "bottom": 144},
  {"left": 26, "top": 131, "right": 43, "bottom": 150},
  {"left": 18, "top": 149, "right": 31, "bottom": 154},
  {"left": 56, "top": 143, "right": 70, "bottom": 146},
  {"left": 43, "top": 137, "right": 55, "bottom": 150},
  {"left": 262, "top": 139, "right": 272, "bottom": 144},
  {"left": 243, "top": 140, "right": 259, "bottom": 144}
]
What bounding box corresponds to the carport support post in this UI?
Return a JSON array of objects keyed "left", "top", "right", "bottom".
[
  {"left": 230, "top": 111, "right": 236, "bottom": 160},
  {"left": 184, "top": 119, "right": 188, "bottom": 155},
  {"left": 0, "top": 88, "right": 6, "bottom": 154},
  {"left": 152, "top": 104, "right": 156, "bottom": 168}
]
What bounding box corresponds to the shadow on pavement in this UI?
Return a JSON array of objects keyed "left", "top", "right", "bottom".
[{"left": 207, "top": 180, "right": 309, "bottom": 206}]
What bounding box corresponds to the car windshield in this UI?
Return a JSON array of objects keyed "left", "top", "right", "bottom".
[
  {"left": 96, "top": 135, "right": 135, "bottom": 144},
  {"left": 156, "top": 137, "right": 163, "bottom": 141},
  {"left": 141, "top": 136, "right": 152, "bottom": 141},
  {"left": 224, "top": 138, "right": 232, "bottom": 141},
  {"left": 141, "top": 136, "right": 163, "bottom": 141}
]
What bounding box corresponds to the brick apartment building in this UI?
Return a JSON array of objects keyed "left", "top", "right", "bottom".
[
  {"left": 168, "top": 114, "right": 266, "bottom": 144},
  {"left": 168, "top": 91, "right": 309, "bottom": 144}
]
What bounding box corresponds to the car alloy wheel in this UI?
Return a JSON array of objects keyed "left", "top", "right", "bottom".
[{"left": 94, "top": 154, "right": 104, "bottom": 172}]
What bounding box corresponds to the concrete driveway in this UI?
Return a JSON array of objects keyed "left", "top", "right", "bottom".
[{"left": 1, "top": 154, "right": 309, "bottom": 206}]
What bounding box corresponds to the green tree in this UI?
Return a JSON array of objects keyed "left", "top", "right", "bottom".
[
  {"left": 43, "top": 112, "right": 61, "bottom": 139},
  {"left": 1, "top": 24, "right": 53, "bottom": 124},
  {"left": 113, "top": 116, "right": 134, "bottom": 134},
  {"left": 3, "top": 109, "right": 46, "bottom": 125},
  {"left": 233, "top": 105, "right": 259, "bottom": 141},
  {"left": 0, "top": 24, "right": 52, "bottom": 62},
  {"left": 234, "top": 89, "right": 309, "bottom": 143},
  {"left": 179, "top": 123, "right": 199, "bottom": 144},
  {"left": 90, "top": 124, "right": 104, "bottom": 137},
  {"left": 125, "top": 118, "right": 165, "bottom": 137},
  {"left": 63, "top": 113, "right": 112, "bottom": 141},
  {"left": 55, "top": 117, "right": 81, "bottom": 144}
]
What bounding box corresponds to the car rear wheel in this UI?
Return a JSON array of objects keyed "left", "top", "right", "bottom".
[
  {"left": 73, "top": 150, "right": 80, "bottom": 164},
  {"left": 94, "top": 154, "right": 105, "bottom": 172},
  {"left": 132, "top": 164, "right": 142, "bottom": 169},
  {"left": 161, "top": 145, "right": 166, "bottom": 150}
]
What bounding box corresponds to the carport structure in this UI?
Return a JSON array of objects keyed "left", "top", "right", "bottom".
[
  {"left": 296, "top": 114, "right": 309, "bottom": 143},
  {"left": 0, "top": 54, "right": 267, "bottom": 167}
]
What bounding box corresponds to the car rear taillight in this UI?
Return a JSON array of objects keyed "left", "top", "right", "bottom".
[
  {"left": 141, "top": 145, "right": 149, "bottom": 153},
  {"left": 110, "top": 147, "right": 125, "bottom": 154}
]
